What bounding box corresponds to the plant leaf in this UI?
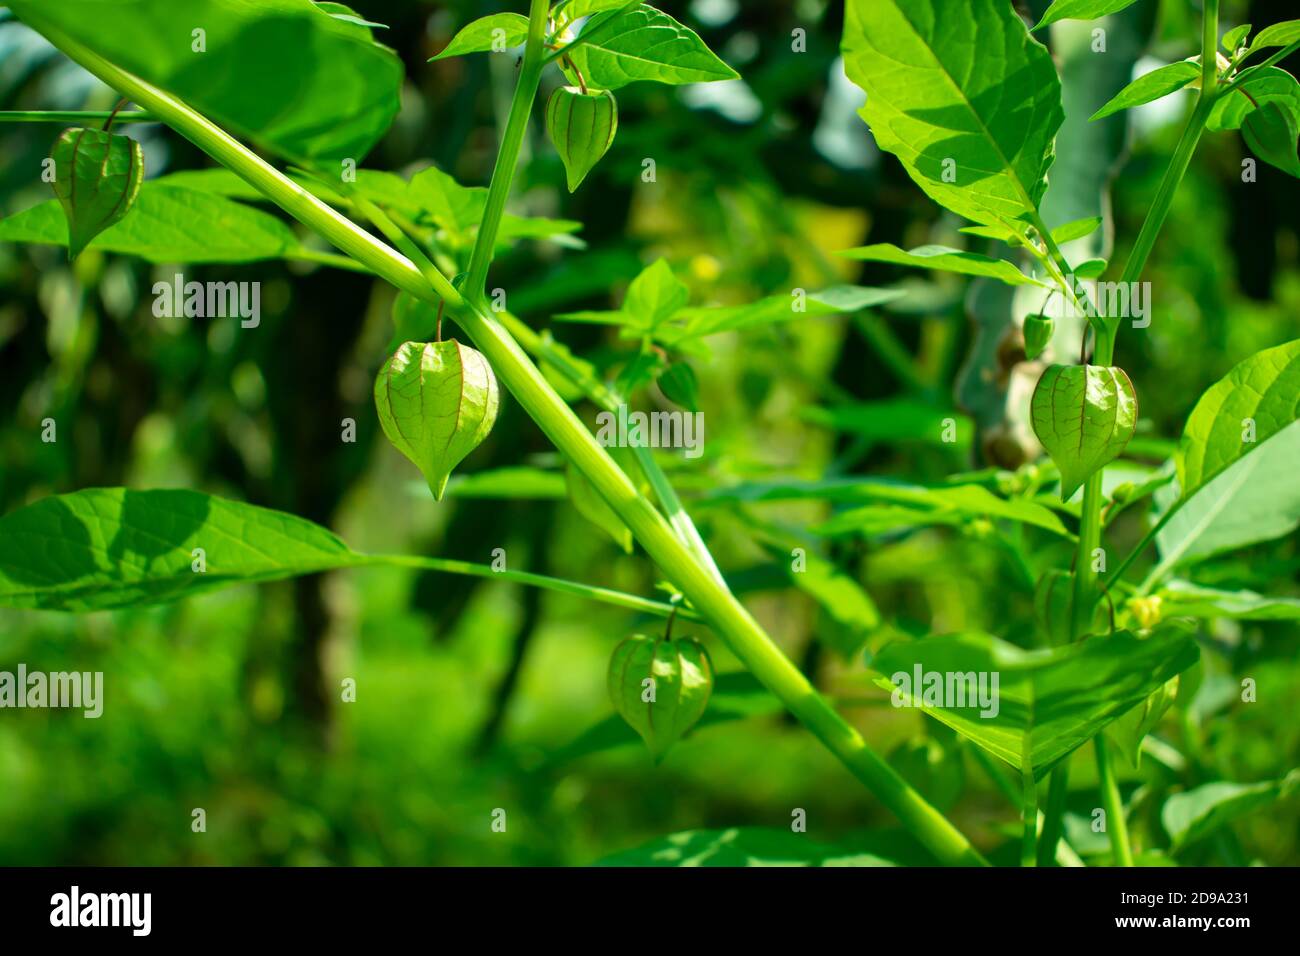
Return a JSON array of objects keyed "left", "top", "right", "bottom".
[
  {"left": 656, "top": 363, "right": 699, "bottom": 411},
  {"left": 1156, "top": 418, "right": 1300, "bottom": 570},
  {"left": 1158, "top": 581, "right": 1300, "bottom": 620},
  {"left": 0, "top": 182, "right": 304, "bottom": 263},
  {"left": 840, "top": 244, "right": 1048, "bottom": 287},
  {"left": 1049, "top": 216, "right": 1103, "bottom": 243},
  {"left": 1030, "top": 364, "right": 1138, "bottom": 500},
  {"left": 1245, "top": 20, "right": 1300, "bottom": 56},
  {"left": 1162, "top": 771, "right": 1300, "bottom": 852},
  {"left": 595, "top": 827, "right": 898, "bottom": 867},
  {"left": 0, "top": 488, "right": 362, "bottom": 611},
  {"left": 11, "top": 0, "right": 402, "bottom": 163},
  {"left": 778, "top": 547, "right": 880, "bottom": 658},
  {"left": 842, "top": 0, "right": 1063, "bottom": 229},
  {"left": 1243, "top": 101, "right": 1300, "bottom": 177},
  {"left": 1033, "top": 0, "right": 1142, "bottom": 32},
  {"left": 871, "top": 630, "right": 1199, "bottom": 780},
  {"left": 1222, "top": 23, "right": 1253, "bottom": 53},
  {"left": 48, "top": 128, "right": 144, "bottom": 261},
  {"left": 1176, "top": 338, "right": 1300, "bottom": 501},
  {"left": 1090, "top": 61, "right": 1200, "bottom": 120},
  {"left": 1105, "top": 677, "right": 1179, "bottom": 769},
  {"left": 813, "top": 483, "right": 1071, "bottom": 539},
  {"left": 566, "top": 5, "right": 738, "bottom": 90},
  {"left": 1209, "top": 66, "right": 1300, "bottom": 132},
  {"left": 428, "top": 13, "right": 528, "bottom": 61},
  {"left": 624, "top": 258, "right": 690, "bottom": 329}
]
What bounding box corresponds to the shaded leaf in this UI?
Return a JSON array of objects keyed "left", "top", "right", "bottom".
[
  {"left": 0, "top": 489, "right": 361, "bottom": 611},
  {"left": 1162, "top": 771, "right": 1300, "bottom": 852},
  {"left": 11, "top": 0, "right": 402, "bottom": 162},
  {"left": 843, "top": 0, "right": 1062, "bottom": 229},
  {"left": 840, "top": 244, "right": 1048, "bottom": 287},
  {"left": 871, "top": 630, "right": 1199, "bottom": 779}
]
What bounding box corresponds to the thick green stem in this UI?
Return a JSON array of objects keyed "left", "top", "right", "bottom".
[
  {"left": 465, "top": 0, "right": 549, "bottom": 298},
  {"left": 26, "top": 8, "right": 988, "bottom": 866},
  {"left": 1095, "top": 736, "right": 1134, "bottom": 866}
]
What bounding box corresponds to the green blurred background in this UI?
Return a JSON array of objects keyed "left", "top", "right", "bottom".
[{"left": 0, "top": 0, "right": 1297, "bottom": 865}]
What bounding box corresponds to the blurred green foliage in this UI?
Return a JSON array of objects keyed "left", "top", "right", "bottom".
[{"left": 0, "top": 0, "right": 1297, "bottom": 866}]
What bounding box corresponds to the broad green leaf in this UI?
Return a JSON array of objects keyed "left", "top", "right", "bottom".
[
  {"left": 1049, "top": 216, "right": 1103, "bottom": 243},
  {"left": 429, "top": 13, "right": 528, "bottom": 61},
  {"left": 871, "top": 630, "right": 1199, "bottom": 779},
  {"left": 1176, "top": 338, "right": 1300, "bottom": 501},
  {"left": 839, "top": 244, "right": 1048, "bottom": 288},
  {"left": 1162, "top": 771, "right": 1300, "bottom": 852},
  {"left": 1222, "top": 23, "right": 1253, "bottom": 53},
  {"left": 1246, "top": 20, "right": 1300, "bottom": 56},
  {"left": 0, "top": 182, "right": 304, "bottom": 263},
  {"left": 1158, "top": 581, "right": 1300, "bottom": 620},
  {"left": 608, "top": 634, "right": 713, "bottom": 762},
  {"left": 809, "top": 483, "right": 1071, "bottom": 538},
  {"left": 567, "top": 5, "right": 737, "bottom": 89},
  {"left": 1090, "top": 61, "right": 1200, "bottom": 120},
  {"left": 0, "top": 488, "right": 362, "bottom": 611},
  {"left": 842, "top": 0, "right": 1063, "bottom": 229},
  {"left": 1074, "top": 257, "right": 1108, "bottom": 278},
  {"left": 1208, "top": 67, "right": 1300, "bottom": 132},
  {"left": 595, "top": 827, "right": 897, "bottom": 867},
  {"left": 49, "top": 128, "right": 143, "bottom": 261},
  {"left": 1105, "top": 677, "right": 1179, "bottom": 769},
  {"left": 1030, "top": 364, "right": 1138, "bottom": 500},
  {"left": 10, "top": 0, "right": 402, "bottom": 163},
  {"left": 374, "top": 341, "right": 501, "bottom": 501},
  {"left": 1033, "top": 0, "right": 1142, "bottom": 32},
  {"left": 1156, "top": 418, "right": 1300, "bottom": 570}
]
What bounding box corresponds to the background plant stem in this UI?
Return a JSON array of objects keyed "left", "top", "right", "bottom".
[
  {"left": 1094, "top": 735, "right": 1134, "bottom": 866},
  {"left": 22, "top": 7, "right": 989, "bottom": 866}
]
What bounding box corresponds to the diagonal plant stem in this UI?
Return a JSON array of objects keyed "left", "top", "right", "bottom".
[
  {"left": 465, "top": 0, "right": 549, "bottom": 298},
  {"left": 0, "top": 109, "right": 156, "bottom": 123},
  {"left": 22, "top": 7, "right": 989, "bottom": 866}
]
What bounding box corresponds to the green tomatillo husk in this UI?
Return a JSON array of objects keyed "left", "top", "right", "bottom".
[
  {"left": 1030, "top": 363, "right": 1137, "bottom": 500},
  {"left": 608, "top": 632, "right": 713, "bottom": 762},
  {"left": 49, "top": 127, "right": 144, "bottom": 260},
  {"left": 546, "top": 85, "right": 617, "bottom": 192},
  {"left": 374, "top": 339, "right": 500, "bottom": 500}
]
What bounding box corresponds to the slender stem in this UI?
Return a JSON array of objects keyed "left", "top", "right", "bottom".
[
  {"left": 465, "top": 0, "right": 549, "bottom": 298},
  {"left": 0, "top": 109, "right": 156, "bottom": 123},
  {"left": 369, "top": 553, "right": 692, "bottom": 620},
  {"left": 1117, "top": 3, "right": 1219, "bottom": 291},
  {"left": 1094, "top": 736, "right": 1134, "bottom": 866},
  {"left": 1021, "top": 770, "right": 1038, "bottom": 868},
  {"left": 1036, "top": 762, "right": 1070, "bottom": 866},
  {"left": 1101, "top": 505, "right": 1176, "bottom": 595},
  {"left": 27, "top": 7, "right": 988, "bottom": 866}
]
